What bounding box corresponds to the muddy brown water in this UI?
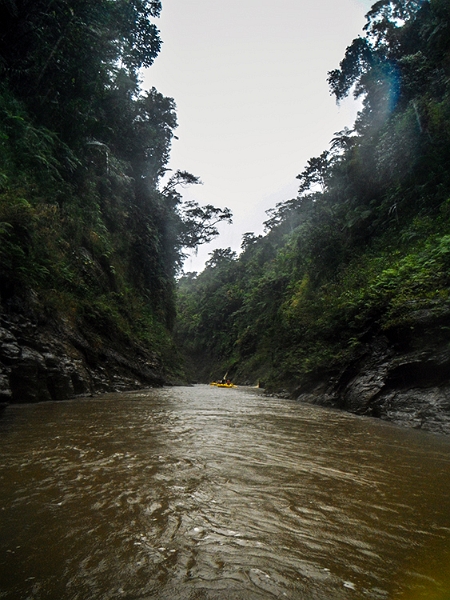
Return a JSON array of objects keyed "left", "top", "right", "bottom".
[{"left": 1, "top": 385, "right": 450, "bottom": 599}]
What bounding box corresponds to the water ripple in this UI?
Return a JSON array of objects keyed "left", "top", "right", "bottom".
[{"left": 1, "top": 386, "right": 450, "bottom": 599}]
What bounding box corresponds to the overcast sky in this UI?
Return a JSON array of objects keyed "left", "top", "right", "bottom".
[{"left": 142, "top": 0, "right": 374, "bottom": 272}]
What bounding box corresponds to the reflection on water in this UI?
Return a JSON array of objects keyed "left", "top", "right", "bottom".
[{"left": 1, "top": 385, "right": 450, "bottom": 599}]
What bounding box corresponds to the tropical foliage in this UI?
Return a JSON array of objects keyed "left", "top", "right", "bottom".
[
  {"left": 0, "top": 0, "right": 231, "bottom": 375},
  {"left": 175, "top": 0, "right": 450, "bottom": 388}
]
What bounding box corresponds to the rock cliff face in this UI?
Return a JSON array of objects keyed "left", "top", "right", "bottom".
[
  {"left": 3, "top": 299, "right": 450, "bottom": 437},
  {"left": 0, "top": 309, "right": 165, "bottom": 406},
  {"left": 294, "top": 306, "right": 450, "bottom": 435}
]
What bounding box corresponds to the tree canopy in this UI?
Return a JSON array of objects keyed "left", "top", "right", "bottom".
[
  {"left": 0, "top": 0, "right": 232, "bottom": 376},
  {"left": 175, "top": 0, "right": 450, "bottom": 388}
]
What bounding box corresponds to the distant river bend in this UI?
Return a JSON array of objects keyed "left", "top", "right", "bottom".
[{"left": 1, "top": 385, "right": 450, "bottom": 599}]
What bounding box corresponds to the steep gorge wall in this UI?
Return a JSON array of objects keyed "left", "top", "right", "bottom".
[
  {"left": 0, "top": 309, "right": 165, "bottom": 406},
  {"left": 294, "top": 305, "right": 450, "bottom": 435}
]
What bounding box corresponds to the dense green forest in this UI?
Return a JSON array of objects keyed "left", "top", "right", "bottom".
[
  {"left": 0, "top": 0, "right": 230, "bottom": 387},
  {"left": 2, "top": 0, "right": 450, "bottom": 416},
  {"left": 176, "top": 0, "right": 450, "bottom": 394}
]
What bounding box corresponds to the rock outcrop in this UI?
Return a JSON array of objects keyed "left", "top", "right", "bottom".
[
  {"left": 294, "top": 304, "right": 450, "bottom": 435},
  {"left": 0, "top": 309, "right": 165, "bottom": 405}
]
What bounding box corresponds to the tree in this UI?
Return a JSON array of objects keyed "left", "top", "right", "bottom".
[
  {"left": 297, "top": 151, "right": 331, "bottom": 195},
  {"left": 205, "top": 248, "right": 237, "bottom": 269},
  {"left": 161, "top": 169, "right": 233, "bottom": 257},
  {"left": 327, "top": 0, "right": 426, "bottom": 127},
  {"left": 0, "top": 0, "right": 163, "bottom": 145},
  {"left": 178, "top": 201, "right": 233, "bottom": 250},
  {"left": 241, "top": 232, "right": 262, "bottom": 251}
]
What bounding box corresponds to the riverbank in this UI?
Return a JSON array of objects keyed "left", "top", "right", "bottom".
[
  {"left": 3, "top": 299, "right": 450, "bottom": 437},
  {"left": 291, "top": 304, "right": 450, "bottom": 435},
  {"left": 0, "top": 306, "right": 168, "bottom": 404}
]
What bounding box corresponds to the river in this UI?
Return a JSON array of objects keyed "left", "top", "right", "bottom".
[{"left": 1, "top": 385, "right": 450, "bottom": 599}]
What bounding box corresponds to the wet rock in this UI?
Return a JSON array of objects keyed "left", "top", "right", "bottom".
[
  {"left": 0, "top": 371, "right": 12, "bottom": 402},
  {"left": 9, "top": 347, "right": 51, "bottom": 403},
  {"left": 0, "top": 308, "right": 166, "bottom": 405},
  {"left": 0, "top": 342, "right": 21, "bottom": 363},
  {"left": 294, "top": 307, "right": 450, "bottom": 434}
]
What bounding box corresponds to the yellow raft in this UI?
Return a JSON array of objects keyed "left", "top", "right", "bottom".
[{"left": 210, "top": 382, "right": 237, "bottom": 388}]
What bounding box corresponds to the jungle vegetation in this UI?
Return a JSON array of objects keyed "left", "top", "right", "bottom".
[
  {"left": 0, "top": 0, "right": 231, "bottom": 376},
  {"left": 176, "top": 0, "right": 450, "bottom": 389}
]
